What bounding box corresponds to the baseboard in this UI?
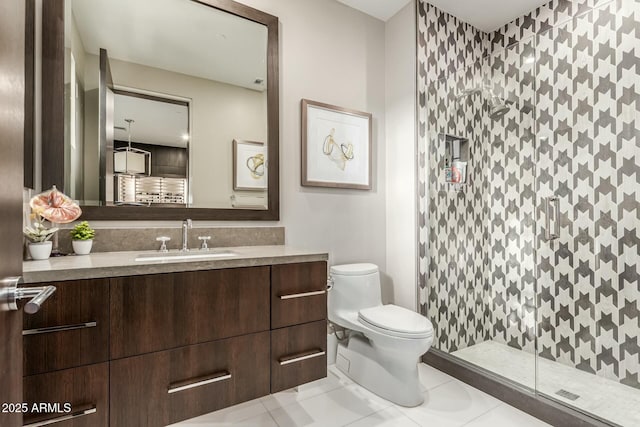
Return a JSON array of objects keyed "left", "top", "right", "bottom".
[{"left": 423, "top": 349, "right": 613, "bottom": 427}]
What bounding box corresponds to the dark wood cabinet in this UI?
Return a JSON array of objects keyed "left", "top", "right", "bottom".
[
  {"left": 110, "top": 332, "right": 270, "bottom": 427},
  {"left": 110, "top": 267, "right": 270, "bottom": 359},
  {"left": 23, "top": 261, "right": 327, "bottom": 426},
  {"left": 271, "top": 261, "right": 328, "bottom": 329},
  {"left": 23, "top": 278, "right": 109, "bottom": 375},
  {"left": 271, "top": 320, "right": 328, "bottom": 393},
  {"left": 168, "top": 331, "right": 270, "bottom": 424},
  {"left": 271, "top": 262, "right": 328, "bottom": 393},
  {"left": 23, "top": 363, "right": 109, "bottom": 427}
]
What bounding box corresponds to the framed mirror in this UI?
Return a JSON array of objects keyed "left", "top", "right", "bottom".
[{"left": 40, "top": 0, "right": 279, "bottom": 220}]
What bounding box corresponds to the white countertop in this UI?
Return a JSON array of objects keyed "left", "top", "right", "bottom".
[{"left": 23, "top": 245, "right": 329, "bottom": 283}]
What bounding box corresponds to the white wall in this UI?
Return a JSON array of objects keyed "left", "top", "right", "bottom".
[
  {"left": 384, "top": 2, "right": 417, "bottom": 309},
  {"left": 213, "top": 0, "right": 388, "bottom": 271}
]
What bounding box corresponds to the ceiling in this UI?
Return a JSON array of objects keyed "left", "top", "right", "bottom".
[
  {"left": 336, "top": 0, "right": 412, "bottom": 21},
  {"left": 337, "top": 0, "right": 549, "bottom": 31},
  {"left": 427, "top": 0, "right": 549, "bottom": 31},
  {"left": 70, "top": 0, "right": 267, "bottom": 91}
]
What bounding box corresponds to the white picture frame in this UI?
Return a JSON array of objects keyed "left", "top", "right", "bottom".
[{"left": 233, "top": 140, "right": 267, "bottom": 191}]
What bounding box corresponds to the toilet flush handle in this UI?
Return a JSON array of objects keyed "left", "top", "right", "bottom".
[{"left": 327, "top": 276, "right": 334, "bottom": 291}]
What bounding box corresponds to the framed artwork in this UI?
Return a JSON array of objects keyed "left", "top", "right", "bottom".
[
  {"left": 301, "top": 99, "right": 372, "bottom": 190},
  {"left": 233, "top": 140, "right": 267, "bottom": 191}
]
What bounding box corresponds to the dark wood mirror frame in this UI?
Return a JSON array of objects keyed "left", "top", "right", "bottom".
[{"left": 34, "top": 0, "right": 279, "bottom": 221}]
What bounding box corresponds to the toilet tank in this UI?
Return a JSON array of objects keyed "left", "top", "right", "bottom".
[{"left": 328, "top": 264, "right": 382, "bottom": 320}]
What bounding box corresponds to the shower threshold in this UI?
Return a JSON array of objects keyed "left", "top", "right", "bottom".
[{"left": 452, "top": 341, "right": 640, "bottom": 427}]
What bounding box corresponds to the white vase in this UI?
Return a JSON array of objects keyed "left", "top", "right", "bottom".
[
  {"left": 28, "top": 241, "right": 52, "bottom": 260},
  {"left": 72, "top": 239, "right": 93, "bottom": 255}
]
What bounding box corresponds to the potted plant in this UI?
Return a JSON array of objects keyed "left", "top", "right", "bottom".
[
  {"left": 70, "top": 221, "right": 95, "bottom": 255},
  {"left": 24, "top": 214, "right": 58, "bottom": 260}
]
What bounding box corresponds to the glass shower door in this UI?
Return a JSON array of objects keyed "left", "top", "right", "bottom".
[
  {"left": 534, "top": 1, "right": 640, "bottom": 425},
  {"left": 423, "top": 25, "right": 540, "bottom": 394}
]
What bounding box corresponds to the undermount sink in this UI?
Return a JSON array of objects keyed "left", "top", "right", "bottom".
[{"left": 134, "top": 250, "right": 237, "bottom": 262}]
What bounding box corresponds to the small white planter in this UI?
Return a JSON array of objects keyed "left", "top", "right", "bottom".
[
  {"left": 72, "top": 239, "right": 93, "bottom": 255},
  {"left": 28, "top": 241, "right": 52, "bottom": 260}
]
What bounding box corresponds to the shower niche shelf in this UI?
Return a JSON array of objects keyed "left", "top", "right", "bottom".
[{"left": 440, "top": 134, "right": 470, "bottom": 192}]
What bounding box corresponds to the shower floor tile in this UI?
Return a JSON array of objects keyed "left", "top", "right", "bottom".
[{"left": 452, "top": 340, "right": 640, "bottom": 427}]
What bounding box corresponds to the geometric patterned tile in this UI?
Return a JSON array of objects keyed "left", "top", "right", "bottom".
[{"left": 417, "top": 0, "right": 640, "bottom": 392}]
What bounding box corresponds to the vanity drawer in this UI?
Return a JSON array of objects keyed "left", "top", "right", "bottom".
[
  {"left": 23, "top": 279, "right": 110, "bottom": 375},
  {"left": 271, "top": 262, "right": 327, "bottom": 328},
  {"left": 110, "top": 266, "right": 270, "bottom": 358},
  {"left": 23, "top": 362, "right": 109, "bottom": 427},
  {"left": 110, "top": 331, "right": 270, "bottom": 427},
  {"left": 271, "top": 320, "right": 327, "bottom": 393}
]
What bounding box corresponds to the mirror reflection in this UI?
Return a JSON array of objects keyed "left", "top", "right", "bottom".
[
  {"left": 64, "top": 0, "right": 269, "bottom": 209},
  {"left": 112, "top": 92, "right": 189, "bottom": 206}
]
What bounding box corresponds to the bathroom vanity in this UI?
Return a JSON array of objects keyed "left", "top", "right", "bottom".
[{"left": 21, "top": 247, "right": 328, "bottom": 427}]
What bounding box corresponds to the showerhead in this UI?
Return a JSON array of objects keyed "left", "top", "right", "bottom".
[
  {"left": 489, "top": 95, "right": 509, "bottom": 120},
  {"left": 455, "top": 86, "right": 511, "bottom": 120}
]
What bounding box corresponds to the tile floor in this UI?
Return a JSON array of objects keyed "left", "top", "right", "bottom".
[
  {"left": 171, "top": 363, "right": 550, "bottom": 426},
  {"left": 453, "top": 340, "right": 640, "bottom": 427}
]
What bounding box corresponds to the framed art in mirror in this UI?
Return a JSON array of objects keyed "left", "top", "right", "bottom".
[{"left": 233, "top": 140, "right": 267, "bottom": 192}]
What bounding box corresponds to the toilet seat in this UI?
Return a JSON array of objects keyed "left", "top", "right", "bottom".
[{"left": 358, "top": 305, "right": 433, "bottom": 339}]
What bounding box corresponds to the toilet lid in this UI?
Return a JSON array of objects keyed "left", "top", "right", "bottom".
[
  {"left": 330, "top": 263, "right": 378, "bottom": 276},
  {"left": 358, "top": 305, "right": 433, "bottom": 338}
]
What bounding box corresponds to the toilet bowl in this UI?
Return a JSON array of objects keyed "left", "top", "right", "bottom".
[{"left": 328, "top": 263, "right": 433, "bottom": 407}]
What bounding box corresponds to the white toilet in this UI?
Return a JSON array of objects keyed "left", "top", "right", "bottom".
[{"left": 328, "top": 263, "right": 433, "bottom": 407}]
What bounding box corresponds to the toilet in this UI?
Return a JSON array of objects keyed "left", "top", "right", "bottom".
[{"left": 328, "top": 263, "right": 433, "bottom": 407}]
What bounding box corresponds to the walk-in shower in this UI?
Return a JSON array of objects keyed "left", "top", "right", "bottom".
[{"left": 417, "top": 0, "right": 640, "bottom": 426}]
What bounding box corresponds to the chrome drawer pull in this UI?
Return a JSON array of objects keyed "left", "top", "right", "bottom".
[
  {"left": 23, "top": 405, "right": 97, "bottom": 427},
  {"left": 279, "top": 349, "right": 326, "bottom": 366},
  {"left": 23, "top": 321, "right": 97, "bottom": 336},
  {"left": 280, "top": 290, "right": 326, "bottom": 300},
  {"left": 168, "top": 370, "right": 232, "bottom": 394}
]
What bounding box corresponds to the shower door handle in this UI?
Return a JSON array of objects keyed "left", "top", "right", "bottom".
[{"left": 545, "top": 196, "right": 560, "bottom": 241}]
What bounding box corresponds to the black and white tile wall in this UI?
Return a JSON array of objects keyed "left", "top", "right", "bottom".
[
  {"left": 417, "top": 0, "right": 640, "bottom": 389},
  {"left": 417, "top": 1, "right": 492, "bottom": 352},
  {"left": 488, "top": 35, "right": 538, "bottom": 354}
]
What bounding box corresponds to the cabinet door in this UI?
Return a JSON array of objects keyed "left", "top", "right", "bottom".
[
  {"left": 23, "top": 363, "right": 109, "bottom": 427},
  {"left": 110, "top": 332, "right": 270, "bottom": 427},
  {"left": 23, "top": 279, "right": 110, "bottom": 375},
  {"left": 271, "top": 262, "right": 327, "bottom": 328},
  {"left": 271, "top": 320, "right": 327, "bottom": 393},
  {"left": 167, "top": 332, "right": 270, "bottom": 424},
  {"left": 110, "top": 267, "right": 270, "bottom": 359}
]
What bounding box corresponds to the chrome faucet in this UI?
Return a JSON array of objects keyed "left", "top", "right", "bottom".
[{"left": 181, "top": 219, "right": 192, "bottom": 251}]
